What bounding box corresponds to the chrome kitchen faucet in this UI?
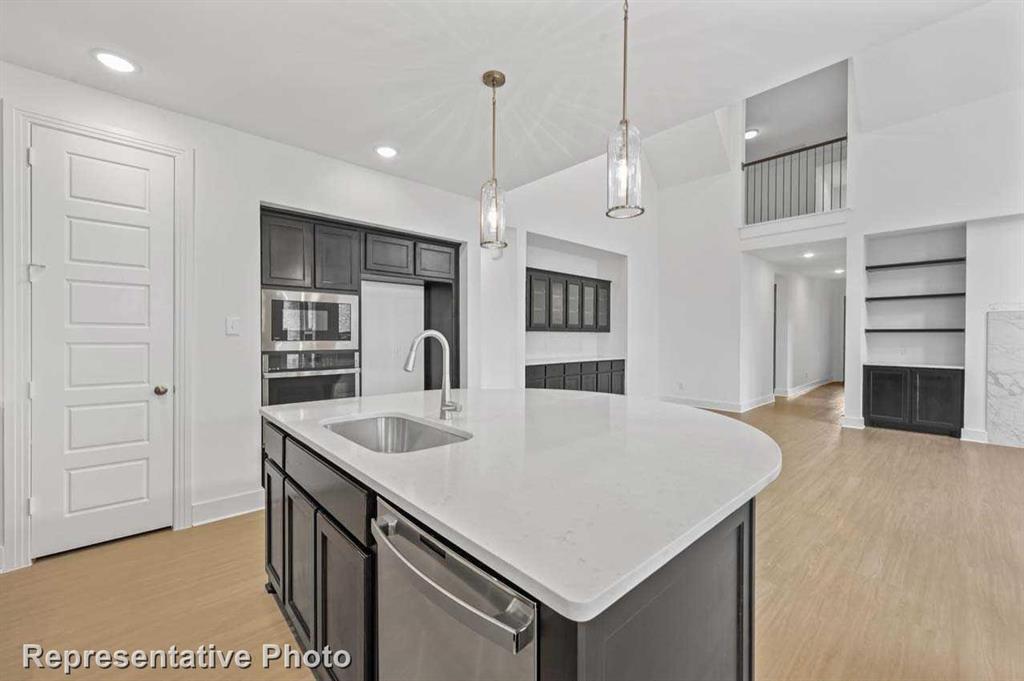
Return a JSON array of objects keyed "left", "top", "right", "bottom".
[{"left": 403, "top": 330, "right": 461, "bottom": 420}]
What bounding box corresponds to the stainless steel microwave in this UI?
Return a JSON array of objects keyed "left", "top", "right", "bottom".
[{"left": 261, "top": 288, "right": 360, "bottom": 352}]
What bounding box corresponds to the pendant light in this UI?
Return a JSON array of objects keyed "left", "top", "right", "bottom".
[
  {"left": 606, "top": 0, "right": 644, "bottom": 219},
  {"left": 480, "top": 70, "right": 508, "bottom": 249}
]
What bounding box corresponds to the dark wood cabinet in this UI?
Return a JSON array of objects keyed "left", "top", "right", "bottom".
[
  {"left": 528, "top": 274, "right": 549, "bottom": 330},
  {"left": 284, "top": 479, "right": 317, "bottom": 650},
  {"left": 549, "top": 276, "right": 567, "bottom": 329},
  {"left": 581, "top": 282, "right": 597, "bottom": 330},
  {"left": 527, "top": 360, "right": 625, "bottom": 395},
  {"left": 365, "top": 233, "right": 415, "bottom": 275},
  {"left": 566, "top": 280, "right": 582, "bottom": 329},
  {"left": 863, "top": 365, "right": 963, "bottom": 436},
  {"left": 415, "top": 243, "right": 455, "bottom": 279},
  {"left": 264, "top": 459, "right": 285, "bottom": 596},
  {"left": 315, "top": 225, "right": 360, "bottom": 291},
  {"left": 611, "top": 371, "right": 625, "bottom": 395},
  {"left": 597, "top": 282, "right": 610, "bottom": 332},
  {"left": 315, "top": 513, "right": 372, "bottom": 681},
  {"left": 262, "top": 214, "right": 314, "bottom": 288}
]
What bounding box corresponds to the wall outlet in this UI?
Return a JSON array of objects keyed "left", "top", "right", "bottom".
[
  {"left": 676, "top": 381, "right": 686, "bottom": 392},
  {"left": 225, "top": 316, "right": 241, "bottom": 336}
]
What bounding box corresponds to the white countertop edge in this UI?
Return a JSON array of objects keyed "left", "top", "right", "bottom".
[{"left": 262, "top": 410, "right": 780, "bottom": 622}]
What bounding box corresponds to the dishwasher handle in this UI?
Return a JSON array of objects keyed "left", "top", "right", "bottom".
[{"left": 372, "top": 514, "right": 536, "bottom": 654}]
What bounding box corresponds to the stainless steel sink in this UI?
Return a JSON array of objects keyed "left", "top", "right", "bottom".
[{"left": 324, "top": 414, "right": 472, "bottom": 453}]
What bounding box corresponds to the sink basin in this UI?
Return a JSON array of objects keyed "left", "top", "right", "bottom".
[{"left": 323, "top": 414, "right": 471, "bottom": 453}]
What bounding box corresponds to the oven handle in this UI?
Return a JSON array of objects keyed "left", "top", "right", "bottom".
[{"left": 263, "top": 368, "right": 361, "bottom": 379}]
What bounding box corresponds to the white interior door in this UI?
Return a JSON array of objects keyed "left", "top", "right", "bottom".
[
  {"left": 360, "top": 280, "right": 425, "bottom": 396},
  {"left": 30, "top": 124, "right": 175, "bottom": 558}
]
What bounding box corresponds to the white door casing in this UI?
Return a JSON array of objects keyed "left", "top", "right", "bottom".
[{"left": 29, "top": 125, "right": 175, "bottom": 557}]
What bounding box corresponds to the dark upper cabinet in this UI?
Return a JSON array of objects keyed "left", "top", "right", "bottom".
[
  {"left": 262, "top": 214, "right": 314, "bottom": 288},
  {"left": 365, "top": 233, "right": 415, "bottom": 275},
  {"left": 566, "top": 280, "right": 582, "bottom": 329},
  {"left": 284, "top": 479, "right": 317, "bottom": 650},
  {"left": 864, "top": 365, "right": 963, "bottom": 437},
  {"left": 315, "top": 513, "right": 372, "bottom": 681},
  {"left": 910, "top": 368, "right": 964, "bottom": 436},
  {"left": 581, "top": 282, "right": 597, "bottom": 330},
  {"left": 315, "top": 224, "right": 360, "bottom": 291},
  {"left": 264, "top": 459, "right": 285, "bottom": 596},
  {"left": 528, "top": 274, "right": 549, "bottom": 330},
  {"left": 415, "top": 243, "right": 456, "bottom": 279},
  {"left": 549, "top": 276, "right": 567, "bottom": 330},
  {"left": 597, "top": 282, "right": 611, "bottom": 332}
]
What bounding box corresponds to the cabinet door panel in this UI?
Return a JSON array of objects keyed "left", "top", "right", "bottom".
[
  {"left": 910, "top": 368, "right": 964, "bottom": 435},
  {"left": 415, "top": 243, "right": 455, "bottom": 279},
  {"left": 262, "top": 215, "right": 313, "bottom": 288},
  {"left": 549, "top": 276, "right": 567, "bottom": 329},
  {"left": 597, "top": 372, "right": 612, "bottom": 393},
  {"left": 264, "top": 460, "right": 285, "bottom": 595},
  {"left": 284, "top": 479, "right": 317, "bottom": 649},
  {"left": 315, "top": 225, "right": 360, "bottom": 291},
  {"left": 564, "top": 375, "right": 581, "bottom": 391},
  {"left": 545, "top": 376, "right": 565, "bottom": 389},
  {"left": 597, "top": 282, "right": 611, "bottom": 332},
  {"left": 566, "top": 280, "right": 582, "bottom": 329},
  {"left": 863, "top": 366, "right": 910, "bottom": 428},
  {"left": 582, "top": 282, "right": 597, "bottom": 330},
  {"left": 365, "top": 234, "right": 414, "bottom": 275},
  {"left": 611, "top": 371, "right": 625, "bottom": 395},
  {"left": 528, "top": 275, "right": 549, "bottom": 330},
  {"left": 316, "top": 513, "right": 372, "bottom": 681},
  {"left": 581, "top": 373, "right": 597, "bottom": 392}
]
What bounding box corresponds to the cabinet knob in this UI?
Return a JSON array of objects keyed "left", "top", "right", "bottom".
[{"left": 154, "top": 385, "right": 169, "bottom": 396}]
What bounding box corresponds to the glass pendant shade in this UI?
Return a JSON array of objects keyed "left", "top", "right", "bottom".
[
  {"left": 479, "top": 178, "right": 507, "bottom": 249},
  {"left": 606, "top": 120, "right": 644, "bottom": 218}
]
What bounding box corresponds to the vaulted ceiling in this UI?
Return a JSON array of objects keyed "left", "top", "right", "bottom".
[{"left": 0, "top": 0, "right": 982, "bottom": 196}]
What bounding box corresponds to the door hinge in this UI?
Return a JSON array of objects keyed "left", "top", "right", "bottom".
[
  {"left": 27, "top": 497, "right": 37, "bottom": 517},
  {"left": 27, "top": 263, "right": 46, "bottom": 283},
  {"left": 26, "top": 147, "right": 36, "bottom": 167},
  {"left": 27, "top": 381, "right": 36, "bottom": 400}
]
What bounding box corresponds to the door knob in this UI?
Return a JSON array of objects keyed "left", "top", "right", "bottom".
[{"left": 154, "top": 385, "right": 169, "bottom": 396}]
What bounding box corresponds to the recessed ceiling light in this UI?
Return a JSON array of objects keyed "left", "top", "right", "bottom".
[
  {"left": 744, "top": 129, "right": 759, "bottom": 140},
  {"left": 834, "top": 268, "right": 845, "bottom": 274},
  {"left": 375, "top": 146, "right": 398, "bottom": 159},
  {"left": 93, "top": 50, "right": 136, "bottom": 73},
  {"left": 803, "top": 252, "right": 815, "bottom": 258}
]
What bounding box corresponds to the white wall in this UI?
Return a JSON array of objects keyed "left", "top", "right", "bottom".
[
  {"left": 740, "top": 254, "right": 776, "bottom": 409},
  {"left": 525, "top": 234, "right": 627, "bottom": 363},
  {"left": 0, "top": 62, "right": 482, "bottom": 562},
  {"left": 963, "top": 214, "right": 1024, "bottom": 442},
  {"left": 774, "top": 273, "right": 844, "bottom": 396}
]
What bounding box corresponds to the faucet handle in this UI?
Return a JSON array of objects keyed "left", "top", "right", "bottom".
[{"left": 442, "top": 401, "right": 462, "bottom": 413}]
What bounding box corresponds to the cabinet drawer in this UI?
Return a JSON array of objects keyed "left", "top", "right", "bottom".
[
  {"left": 365, "top": 234, "right": 415, "bottom": 275},
  {"left": 285, "top": 439, "right": 372, "bottom": 547},
  {"left": 612, "top": 360, "right": 625, "bottom": 371},
  {"left": 564, "top": 362, "right": 582, "bottom": 376},
  {"left": 597, "top": 360, "right": 613, "bottom": 373},
  {"left": 581, "top": 362, "right": 598, "bottom": 375},
  {"left": 526, "top": 365, "right": 545, "bottom": 380},
  {"left": 545, "top": 363, "right": 565, "bottom": 377},
  {"left": 415, "top": 242, "right": 455, "bottom": 279},
  {"left": 263, "top": 420, "right": 285, "bottom": 468}
]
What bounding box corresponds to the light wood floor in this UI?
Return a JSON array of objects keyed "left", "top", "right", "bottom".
[{"left": 1, "top": 383, "right": 1022, "bottom": 680}]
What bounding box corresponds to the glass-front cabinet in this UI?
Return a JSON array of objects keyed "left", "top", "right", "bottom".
[{"left": 525, "top": 268, "right": 610, "bottom": 333}]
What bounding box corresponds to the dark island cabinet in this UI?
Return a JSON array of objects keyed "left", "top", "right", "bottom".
[
  {"left": 315, "top": 513, "right": 372, "bottom": 681},
  {"left": 264, "top": 460, "right": 285, "bottom": 596},
  {"left": 262, "top": 214, "right": 314, "bottom": 288},
  {"left": 863, "top": 365, "right": 963, "bottom": 437},
  {"left": 283, "top": 479, "right": 317, "bottom": 650},
  {"left": 526, "top": 359, "right": 625, "bottom": 395},
  {"left": 315, "top": 225, "right": 360, "bottom": 291},
  {"left": 365, "top": 233, "right": 415, "bottom": 275}
]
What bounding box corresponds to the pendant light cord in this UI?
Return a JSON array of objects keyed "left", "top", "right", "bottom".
[
  {"left": 621, "top": 0, "right": 629, "bottom": 124},
  {"left": 491, "top": 84, "right": 497, "bottom": 182}
]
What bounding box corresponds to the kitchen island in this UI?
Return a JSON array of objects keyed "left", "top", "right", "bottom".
[{"left": 260, "top": 388, "right": 781, "bottom": 681}]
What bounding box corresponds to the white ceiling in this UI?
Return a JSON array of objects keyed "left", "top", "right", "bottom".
[
  {"left": 0, "top": 1, "right": 982, "bottom": 197},
  {"left": 745, "top": 60, "right": 849, "bottom": 161},
  {"left": 750, "top": 238, "right": 847, "bottom": 279}
]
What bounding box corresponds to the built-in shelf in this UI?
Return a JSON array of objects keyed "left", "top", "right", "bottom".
[
  {"left": 865, "top": 292, "right": 966, "bottom": 302},
  {"left": 865, "top": 328, "right": 965, "bottom": 333},
  {"left": 865, "top": 257, "right": 966, "bottom": 272}
]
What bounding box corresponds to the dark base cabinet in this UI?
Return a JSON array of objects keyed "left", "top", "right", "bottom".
[
  {"left": 526, "top": 360, "right": 625, "bottom": 395},
  {"left": 863, "top": 365, "right": 964, "bottom": 437}
]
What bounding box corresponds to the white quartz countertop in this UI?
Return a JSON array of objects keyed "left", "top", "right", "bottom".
[{"left": 261, "top": 389, "right": 781, "bottom": 621}]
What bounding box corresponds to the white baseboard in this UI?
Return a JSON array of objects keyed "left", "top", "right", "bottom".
[
  {"left": 775, "top": 378, "right": 831, "bottom": 399},
  {"left": 0, "top": 545, "right": 5, "bottom": 574},
  {"left": 191, "top": 489, "right": 263, "bottom": 527},
  {"left": 960, "top": 428, "right": 989, "bottom": 444},
  {"left": 841, "top": 416, "right": 865, "bottom": 429},
  {"left": 661, "top": 395, "right": 743, "bottom": 413},
  {"left": 740, "top": 394, "right": 776, "bottom": 412}
]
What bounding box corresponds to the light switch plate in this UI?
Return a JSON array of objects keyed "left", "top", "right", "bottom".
[{"left": 225, "top": 316, "right": 241, "bottom": 336}]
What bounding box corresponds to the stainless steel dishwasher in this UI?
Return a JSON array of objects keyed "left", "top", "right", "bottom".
[{"left": 372, "top": 500, "right": 537, "bottom": 681}]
